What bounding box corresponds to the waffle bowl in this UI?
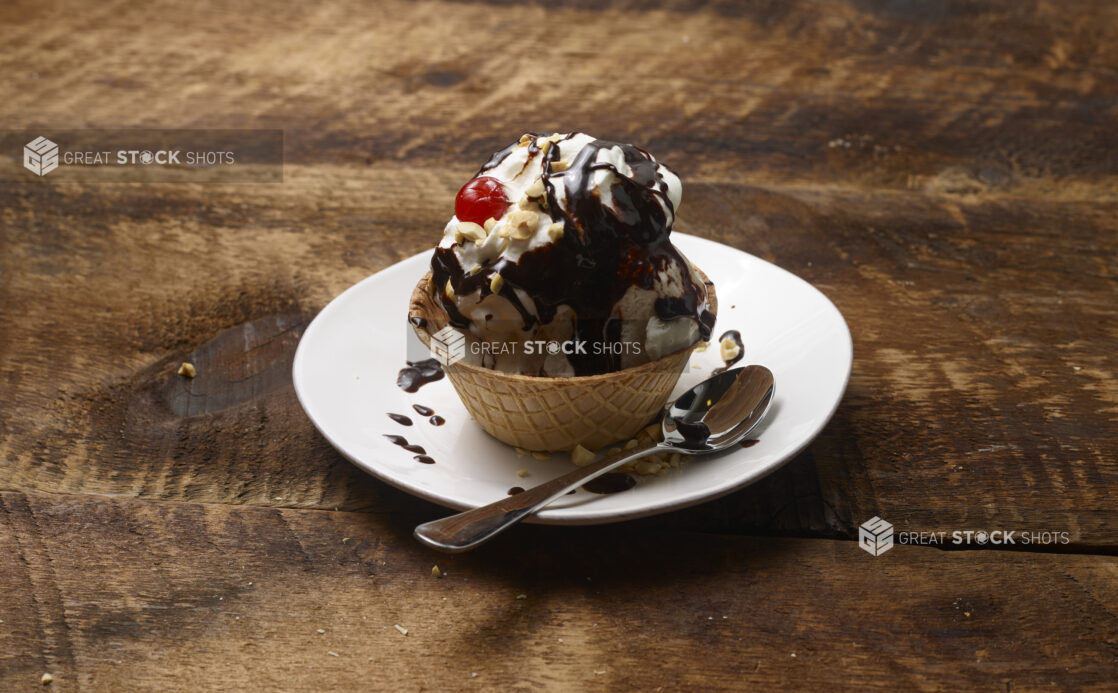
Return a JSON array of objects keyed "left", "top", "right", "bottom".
[{"left": 408, "top": 269, "right": 716, "bottom": 451}]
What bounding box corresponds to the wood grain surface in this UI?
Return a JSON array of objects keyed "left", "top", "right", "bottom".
[{"left": 1, "top": 0, "right": 1116, "bottom": 690}]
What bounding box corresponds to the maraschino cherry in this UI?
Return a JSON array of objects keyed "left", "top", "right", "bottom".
[{"left": 455, "top": 176, "right": 508, "bottom": 226}]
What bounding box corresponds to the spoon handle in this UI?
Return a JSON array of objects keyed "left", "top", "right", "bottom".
[{"left": 414, "top": 439, "right": 664, "bottom": 552}]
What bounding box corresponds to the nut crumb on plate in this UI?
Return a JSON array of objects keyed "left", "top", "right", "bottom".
[
  {"left": 570, "top": 444, "right": 595, "bottom": 467},
  {"left": 720, "top": 336, "right": 741, "bottom": 362}
]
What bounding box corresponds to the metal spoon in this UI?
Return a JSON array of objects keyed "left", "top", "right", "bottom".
[{"left": 414, "top": 365, "right": 775, "bottom": 552}]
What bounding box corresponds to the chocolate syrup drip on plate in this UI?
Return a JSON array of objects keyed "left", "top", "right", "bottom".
[
  {"left": 740, "top": 439, "right": 760, "bottom": 448},
  {"left": 507, "top": 486, "right": 525, "bottom": 495},
  {"left": 429, "top": 415, "right": 445, "bottom": 426},
  {"left": 383, "top": 435, "right": 425, "bottom": 455},
  {"left": 582, "top": 473, "right": 637, "bottom": 494},
  {"left": 396, "top": 359, "right": 444, "bottom": 392},
  {"left": 414, "top": 455, "right": 436, "bottom": 464},
  {"left": 412, "top": 404, "right": 435, "bottom": 417},
  {"left": 432, "top": 133, "right": 713, "bottom": 376},
  {"left": 388, "top": 413, "right": 413, "bottom": 426}
]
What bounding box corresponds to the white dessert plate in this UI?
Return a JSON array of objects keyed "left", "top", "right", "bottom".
[{"left": 293, "top": 233, "right": 852, "bottom": 525}]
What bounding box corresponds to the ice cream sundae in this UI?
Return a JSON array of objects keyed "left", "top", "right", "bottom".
[
  {"left": 409, "top": 132, "right": 716, "bottom": 450},
  {"left": 430, "top": 132, "right": 714, "bottom": 376}
]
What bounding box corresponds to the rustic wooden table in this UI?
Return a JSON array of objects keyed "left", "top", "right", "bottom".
[{"left": 2, "top": 0, "right": 1116, "bottom": 690}]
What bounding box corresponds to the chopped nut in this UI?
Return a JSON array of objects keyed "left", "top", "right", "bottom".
[
  {"left": 546, "top": 133, "right": 563, "bottom": 143},
  {"left": 317, "top": 628, "right": 326, "bottom": 634},
  {"left": 535, "top": 137, "right": 551, "bottom": 154},
  {"left": 624, "top": 439, "right": 639, "bottom": 450},
  {"left": 720, "top": 336, "right": 741, "bottom": 363},
  {"left": 524, "top": 178, "right": 545, "bottom": 199},
  {"left": 517, "top": 469, "right": 530, "bottom": 478},
  {"left": 693, "top": 341, "right": 709, "bottom": 353},
  {"left": 489, "top": 273, "right": 504, "bottom": 294},
  {"left": 394, "top": 624, "right": 408, "bottom": 636},
  {"left": 177, "top": 362, "right": 197, "bottom": 378},
  {"left": 518, "top": 133, "right": 532, "bottom": 146},
  {"left": 516, "top": 593, "right": 528, "bottom": 599},
  {"left": 483, "top": 217, "right": 497, "bottom": 232},
  {"left": 500, "top": 210, "right": 537, "bottom": 240},
  {"left": 445, "top": 280, "right": 455, "bottom": 301},
  {"left": 514, "top": 447, "right": 529, "bottom": 456},
  {"left": 570, "top": 444, "right": 595, "bottom": 467},
  {"left": 531, "top": 451, "right": 550, "bottom": 461},
  {"left": 550, "top": 160, "right": 570, "bottom": 172},
  {"left": 41, "top": 673, "right": 53, "bottom": 685},
  {"left": 547, "top": 221, "right": 565, "bottom": 242},
  {"left": 327, "top": 651, "right": 340, "bottom": 657},
  {"left": 456, "top": 221, "right": 487, "bottom": 243},
  {"left": 432, "top": 565, "right": 443, "bottom": 578},
  {"left": 608, "top": 447, "right": 621, "bottom": 456}
]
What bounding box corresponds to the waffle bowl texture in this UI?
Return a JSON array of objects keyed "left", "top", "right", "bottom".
[{"left": 408, "top": 269, "right": 716, "bottom": 451}]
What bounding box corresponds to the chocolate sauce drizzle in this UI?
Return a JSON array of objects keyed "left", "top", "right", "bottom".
[
  {"left": 396, "top": 359, "right": 444, "bottom": 392},
  {"left": 432, "top": 133, "right": 714, "bottom": 376},
  {"left": 384, "top": 434, "right": 426, "bottom": 455},
  {"left": 582, "top": 473, "right": 637, "bottom": 494},
  {"left": 388, "top": 413, "right": 413, "bottom": 426}
]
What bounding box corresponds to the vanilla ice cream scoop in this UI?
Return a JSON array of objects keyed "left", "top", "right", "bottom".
[{"left": 431, "top": 132, "right": 714, "bottom": 376}]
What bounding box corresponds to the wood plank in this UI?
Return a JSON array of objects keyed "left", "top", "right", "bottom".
[
  {"left": 1, "top": 489, "right": 1116, "bottom": 691},
  {"left": 1, "top": 0, "right": 1116, "bottom": 192}
]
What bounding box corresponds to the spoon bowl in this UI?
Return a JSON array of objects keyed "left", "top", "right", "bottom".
[
  {"left": 415, "top": 365, "right": 775, "bottom": 552},
  {"left": 663, "top": 365, "right": 775, "bottom": 450}
]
